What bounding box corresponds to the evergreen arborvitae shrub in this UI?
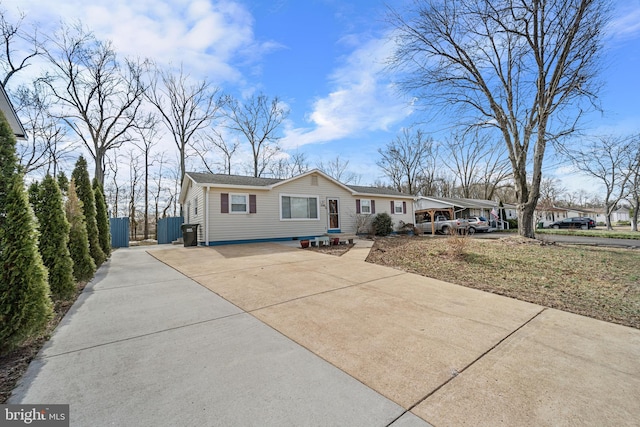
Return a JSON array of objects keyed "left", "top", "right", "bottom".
[
  {"left": 0, "top": 111, "right": 53, "bottom": 352},
  {"left": 36, "top": 175, "right": 76, "bottom": 300},
  {"left": 72, "top": 156, "right": 105, "bottom": 266},
  {"left": 66, "top": 179, "right": 96, "bottom": 282},
  {"left": 57, "top": 172, "right": 69, "bottom": 194},
  {"left": 28, "top": 181, "right": 42, "bottom": 216},
  {"left": 372, "top": 212, "right": 394, "bottom": 236},
  {"left": 93, "top": 180, "right": 111, "bottom": 258}
]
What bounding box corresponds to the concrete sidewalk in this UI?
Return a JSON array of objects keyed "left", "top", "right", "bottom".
[
  {"left": 151, "top": 243, "right": 640, "bottom": 426},
  {"left": 9, "top": 246, "right": 428, "bottom": 426}
]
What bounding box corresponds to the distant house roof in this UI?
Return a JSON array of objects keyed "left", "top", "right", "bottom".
[
  {"left": 417, "top": 196, "right": 516, "bottom": 210},
  {"left": 0, "top": 83, "right": 26, "bottom": 140},
  {"left": 181, "top": 170, "right": 414, "bottom": 204}
]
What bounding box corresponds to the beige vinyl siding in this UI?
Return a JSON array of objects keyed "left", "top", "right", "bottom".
[
  {"left": 182, "top": 183, "right": 205, "bottom": 243},
  {"left": 198, "top": 173, "right": 415, "bottom": 244},
  {"left": 206, "top": 174, "right": 353, "bottom": 243}
]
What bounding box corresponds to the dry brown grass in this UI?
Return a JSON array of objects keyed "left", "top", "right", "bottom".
[{"left": 366, "top": 236, "right": 640, "bottom": 329}]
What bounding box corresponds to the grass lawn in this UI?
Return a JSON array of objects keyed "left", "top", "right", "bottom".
[
  {"left": 366, "top": 235, "right": 640, "bottom": 329},
  {"left": 536, "top": 228, "right": 640, "bottom": 240}
]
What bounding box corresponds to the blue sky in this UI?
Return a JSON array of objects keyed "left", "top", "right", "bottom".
[{"left": 4, "top": 0, "right": 640, "bottom": 191}]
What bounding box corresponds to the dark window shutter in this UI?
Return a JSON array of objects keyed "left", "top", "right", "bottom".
[
  {"left": 356, "top": 199, "right": 361, "bottom": 214},
  {"left": 249, "top": 194, "right": 257, "bottom": 213},
  {"left": 371, "top": 200, "right": 375, "bottom": 214},
  {"left": 221, "top": 193, "right": 229, "bottom": 213},
  {"left": 403, "top": 201, "right": 407, "bottom": 214},
  {"left": 390, "top": 201, "right": 394, "bottom": 213}
]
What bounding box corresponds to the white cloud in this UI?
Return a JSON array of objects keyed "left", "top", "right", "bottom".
[
  {"left": 4, "top": 0, "right": 278, "bottom": 84},
  {"left": 280, "top": 34, "right": 413, "bottom": 149},
  {"left": 608, "top": 2, "right": 640, "bottom": 41}
]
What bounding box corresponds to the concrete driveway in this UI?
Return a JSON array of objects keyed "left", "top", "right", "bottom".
[{"left": 10, "top": 241, "right": 640, "bottom": 426}]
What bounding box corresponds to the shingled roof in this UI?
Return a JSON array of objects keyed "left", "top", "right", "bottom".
[
  {"left": 184, "top": 171, "right": 413, "bottom": 198},
  {"left": 185, "top": 172, "right": 282, "bottom": 187}
]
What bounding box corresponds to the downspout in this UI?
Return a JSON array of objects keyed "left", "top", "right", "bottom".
[{"left": 205, "top": 186, "right": 209, "bottom": 246}]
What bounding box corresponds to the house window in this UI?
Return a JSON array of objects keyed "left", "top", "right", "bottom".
[
  {"left": 361, "top": 199, "right": 371, "bottom": 214},
  {"left": 356, "top": 199, "right": 375, "bottom": 214},
  {"left": 281, "top": 195, "right": 319, "bottom": 220},
  {"left": 194, "top": 197, "right": 198, "bottom": 215},
  {"left": 230, "top": 193, "right": 248, "bottom": 213},
  {"left": 393, "top": 201, "right": 405, "bottom": 214}
]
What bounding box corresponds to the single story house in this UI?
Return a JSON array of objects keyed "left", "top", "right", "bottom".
[
  {"left": 179, "top": 169, "right": 415, "bottom": 245},
  {"left": 590, "top": 207, "right": 631, "bottom": 224},
  {"left": 414, "top": 196, "right": 517, "bottom": 228},
  {"left": 535, "top": 205, "right": 631, "bottom": 227},
  {"left": 535, "top": 205, "right": 570, "bottom": 227}
]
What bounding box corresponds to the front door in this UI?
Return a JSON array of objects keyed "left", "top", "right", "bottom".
[{"left": 328, "top": 198, "right": 340, "bottom": 231}]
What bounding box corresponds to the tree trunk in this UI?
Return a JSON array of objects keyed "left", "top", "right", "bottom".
[
  {"left": 144, "top": 150, "right": 149, "bottom": 240},
  {"left": 631, "top": 202, "right": 638, "bottom": 232},
  {"left": 94, "top": 151, "right": 105, "bottom": 188},
  {"left": 517, "top": 202, "right": 537, "bottom": 239}
]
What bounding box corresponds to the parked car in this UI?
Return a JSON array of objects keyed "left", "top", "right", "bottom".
[
  {"left": 415, "top": 215, "right": 470, "bottom": 235},
  {"left": 467, "top": 216, "right": 491, "bottom": 234},
  {"left": 549, "top": 217, "right": 595, "bottom": 230}
]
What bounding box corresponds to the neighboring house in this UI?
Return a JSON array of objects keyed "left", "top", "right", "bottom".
[
  {"left": 535, "top": 205, "right": 570, "bottom": 227},
  {"left": 179, "top": 169, "right": 415, "bottom": 245},
  {"left": 415, "top": 196, "right": 517, "bottom": 227},
  {"left": 0, "top": 83, "right": 27, "bottom": 139},
  {"left": 590, "top": 207, "right": 631, "bottom": 224},
  {"left": 534, "top": 204, "right": 631, "bottom": 227}
]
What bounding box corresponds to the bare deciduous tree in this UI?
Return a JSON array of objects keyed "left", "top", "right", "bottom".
[
  {"left": 0, "top": 7, "right": 41, "bottom": 87},
  {"left": 267, "top": 151, "right": 310, "bottom": 179},
  {"left": 193, "top": 129, "right": 239, "bottom": 175},
  {"left": 223, "top": 93, "right": 288, "bottom": 178},
  {"left": 388, "top": 0, "right": 608, "bottom": 237},
  {"left": 13, "top": 80, "right": 72, "bottom": 175},
  {"left": 443, "top": 130, "right": 511, "bottom": 200},
  {"left": 377, "top": 127, "right": 436, "bottom": 195},
  {"left": 626, "top": 141, "right": 640, "bottom": 231},
  {"left": 317, "top": 155, "right": 360, "bottom": 184},
  {"left": 105, "top": 151, "right": 123, "bottom": 217},
  {"left": 567, "top": 135, "right": 634, "bottom": 229},
  {"left": 132, "top": 113, "right": 160, "bottom": 240},
  {"left": 537, "top": 177, "right": 567, "bottom": 211},
  {"left": 42, "top": 24, "right": 146, "bottom": 186},
  {"left": 145, "top": 63, "right": 222, "bottom": 186}
]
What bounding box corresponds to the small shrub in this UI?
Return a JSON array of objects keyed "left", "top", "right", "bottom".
[
  {"left": 617, "top": 221, "right": 631, "bottom": 226},
  {"left": 372, "top": 212, "right": 393, "bottom": 236},
  {"left": 507, "top": 219, "right": 518, "bottom": 229},
  {"left": 446, "top": 227, "right": 469, "bottom": 259},
  {"left": 397, "top": 221, "right": 415, "bottom": 235}
]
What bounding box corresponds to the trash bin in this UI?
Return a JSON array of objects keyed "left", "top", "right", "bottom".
[
  {"left": 537, "top": 222, "right": 544, "bottom": 229},
  {"left": 181, "top": 224, "right": 199, "bottom": 247}
]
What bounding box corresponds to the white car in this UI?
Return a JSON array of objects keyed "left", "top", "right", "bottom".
[{"left": 467, "top": 216, "right": 491, "bottom": 234}]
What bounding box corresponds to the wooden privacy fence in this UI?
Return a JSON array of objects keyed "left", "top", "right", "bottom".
[
  {"left": 110, "top": 217, "right": 129, "bottom": 248},
  {"left": 157, "top": 216, "right": 183, "bottom": 244}
]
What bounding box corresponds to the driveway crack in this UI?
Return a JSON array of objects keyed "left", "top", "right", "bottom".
[{"left": 386, "top": 307, "right": 547, "bottom": 427}]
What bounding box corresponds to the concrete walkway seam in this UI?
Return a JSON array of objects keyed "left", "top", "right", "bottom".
[
  {"left": 386, "top": 307, "right": 548, "bottom": 427},
  {"left": 36, "top": 311, "right": 246, "bottom": 360}
]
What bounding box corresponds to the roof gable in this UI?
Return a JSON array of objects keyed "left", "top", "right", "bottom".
[{"left": 181, "top": 169, "right": 414, "bottom": 202}]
